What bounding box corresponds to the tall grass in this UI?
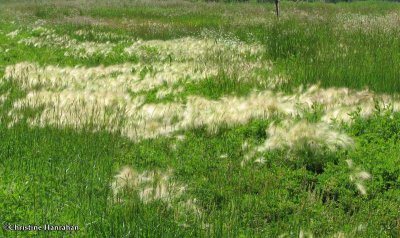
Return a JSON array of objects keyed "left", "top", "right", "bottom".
[
  {"left": 0, "top": 1, "right": 399, "bottom": 237},
  {"left": 264, "top": 16, "right": 400, "bottom": 93}
]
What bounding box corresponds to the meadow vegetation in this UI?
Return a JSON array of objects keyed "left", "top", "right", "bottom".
[{"left": 0, "top": 0, "right": 399, "bottom": 237}]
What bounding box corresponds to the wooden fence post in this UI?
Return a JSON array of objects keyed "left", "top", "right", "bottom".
[{"left": 275, "top": 0, "right": 280, "bottom": 18}]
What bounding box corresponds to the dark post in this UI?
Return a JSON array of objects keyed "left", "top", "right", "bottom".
[{"left": 275, "top": 0, "right": 280, "bottom": 18}]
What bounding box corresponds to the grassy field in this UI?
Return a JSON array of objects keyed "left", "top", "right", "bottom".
[{"left": 0, "top": 0, "right": 399, "bottom": 237}]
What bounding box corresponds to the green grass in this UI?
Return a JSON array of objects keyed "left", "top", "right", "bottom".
[
  {"left": 1, "top": 111, "right": 399, "bottom": 237},
  {"left": 0, "top": 1, "right": 399, "bottom": 237},
  {"left": 264, "top": 18, "right": 400, "bottom": 93}
]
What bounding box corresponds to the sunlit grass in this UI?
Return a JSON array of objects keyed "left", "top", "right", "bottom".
[{"left": 0, "top": 1, "right": 399, "bottom": 237}]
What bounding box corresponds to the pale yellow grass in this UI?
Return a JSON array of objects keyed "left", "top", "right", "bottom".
[
  {"left": 4, "top": 62, "right": 400, "bottom": 142},
  {"left": 111, "top": 166, "right": 202, "bottom": 217}
]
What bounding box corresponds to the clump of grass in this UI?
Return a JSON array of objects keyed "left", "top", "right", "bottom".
[{"left": 258, "top": 120, "right": 354, "bottom": 153}]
